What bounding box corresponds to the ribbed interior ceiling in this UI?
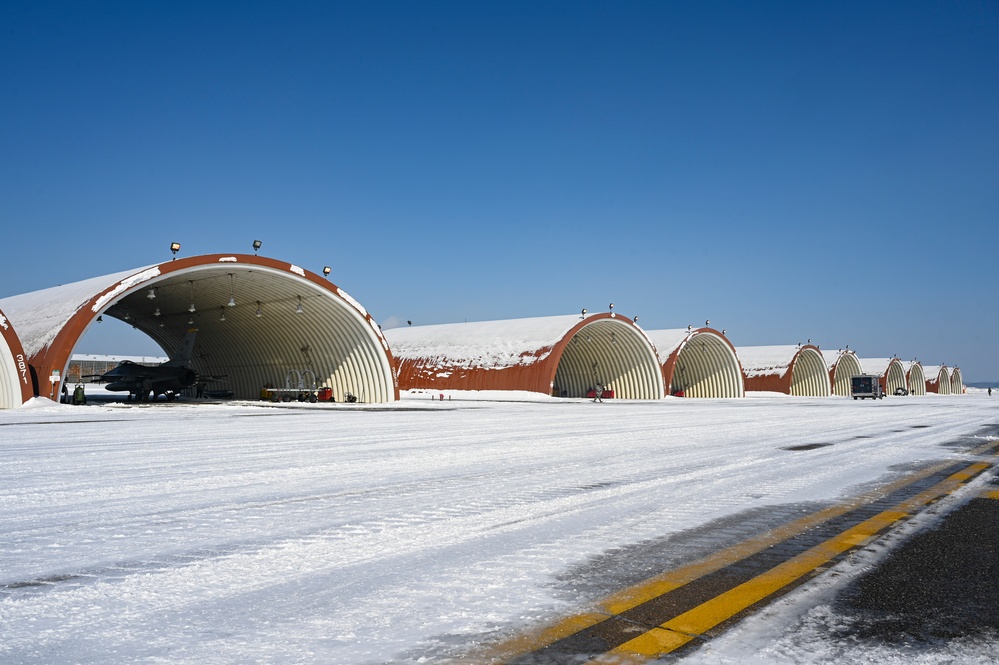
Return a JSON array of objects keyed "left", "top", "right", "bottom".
[
  {"left": 908, "top": 366, "right": 927, "bottom": 395},
  {"left": 789, "top": 348, "right": 830, "bottom": 396},
  {"left": 671, "top": 333, "right": 744, "bottom": 398},
  {"left": 831, "top": 354, "right": 863, "bottom": 396},
  {"left": 553, "top": 319, "right": 663, "bottom": 399},
  {"left": 885, "top": 362, "right": 907, "bottom": 395},
  {"left": 99, "top": 265, "right": 394, "bottom": 402}
]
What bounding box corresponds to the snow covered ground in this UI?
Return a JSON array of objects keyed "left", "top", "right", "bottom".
[{"left": 1, "top": 392, "right": 997, "bottom": 664}]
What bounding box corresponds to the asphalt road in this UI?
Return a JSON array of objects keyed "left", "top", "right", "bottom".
[{"left": 831, "top": 478, "right": 999, "bottom": 644}]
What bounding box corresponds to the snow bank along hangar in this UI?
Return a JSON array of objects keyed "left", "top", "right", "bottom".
[{"left": 0, "top": 252, "right": 967, "bottom": 407}]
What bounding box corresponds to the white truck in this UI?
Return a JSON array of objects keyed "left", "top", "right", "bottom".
[{"left": 851, "top": 375, "right": 885, "bottom": 400}]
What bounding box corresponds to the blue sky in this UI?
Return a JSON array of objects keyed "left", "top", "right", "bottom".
[{"left": 2, "top": 2, "right": 997, "bottom": 380}]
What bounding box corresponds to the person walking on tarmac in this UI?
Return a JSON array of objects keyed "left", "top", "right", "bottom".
[{"left": 593, "top": 383, "right": 604, "bottom": 403}]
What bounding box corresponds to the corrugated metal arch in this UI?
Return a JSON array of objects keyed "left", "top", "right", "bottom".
[
  {"left": 789, "top": 347, "right": 831, "bottom": 397},
  {"left": 6, "top": 255, "right": 398, "bottom": 402},
  {"left": 905, "top": 362, "right": 927, "bottom": 395},
  {"left": 551, "top": 315, "right": 664, "bottom": 400},
  {"left": 884, "top": 358, "right": 907, "bottom": 395},
  {"left": 950, "top": 367, "right": 964, "bottom": 394},
  {"left": 827, "top": 350, "right": 863, "bottom": 397},
  {"left": 937, "top": 368, "right": 952, "bottom": 394},
  {"left": 646, "top": 328, "right": 744, "bottom": 398},
  {"left": 0, "top": 309, "right": 33, "bottom": 408}
]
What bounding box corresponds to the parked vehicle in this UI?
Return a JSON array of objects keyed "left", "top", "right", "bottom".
[{"left": 851, "top": 375, "right": 885, "bottom": 400}]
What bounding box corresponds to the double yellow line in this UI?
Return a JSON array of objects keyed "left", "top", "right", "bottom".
[{"left": 485, "top": 440, "right": 999, "bottom": 664}]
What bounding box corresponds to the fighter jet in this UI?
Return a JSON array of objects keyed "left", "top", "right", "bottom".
[{"left": 87, "top": 328, "right": 199, "bottom": 401}]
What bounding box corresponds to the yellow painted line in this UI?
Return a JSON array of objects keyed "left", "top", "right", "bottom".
[
  {"left": 486, "top": 461, "right": 955, "bottom": 661},
  {"left": 609, "top": 460, "right": 993, "bottom": 661},
  {"left": 600, "top": 445, "right": 998, "bottom": 620},
  {"left": 981, "top": 490, "right": 999, "bottom": 500},
  {"left": 486, "top": 440, "right": 999, "bottom": 664},
  {"left": 611, "top": 510, "right": 908, "bottom": 658}
]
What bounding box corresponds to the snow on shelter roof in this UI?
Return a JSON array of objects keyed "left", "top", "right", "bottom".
[
  {"left": 385, "top": 314, "right": 584, "bottom": 369},
  {"left": 736, "top": 345, "right": 803, "bottom": 378},
  {"left": 857, "top": 358, "right": 895, "bottom": 376},
  {"left": 0, "top": 267, "right": 144, "bottom": 359},
  {"left": 643, "top": 329, "right": 692, "bottom": 359}
]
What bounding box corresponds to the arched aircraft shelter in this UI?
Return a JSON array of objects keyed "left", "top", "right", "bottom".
[
  {"left": 923, "top": 365, "right": 950, "bottom": 394},
  {"left": 823, "top": 349, "right": 864, "bottom": 397},
  {"left": 738, "top": 345, "right": 831, "bottom": 396},
  {"left": 0, "top": 255, "right": 398, "bottom": 403},
  {"left": 645, "top": 328, "right": 744, "bottom": 398},
  {"left": 385, "top": 313, "right": 665, "bottom": 399},
  {"left": 858, "top": 358, "right": 907, "bottom": 396},
  {"left": 949, "top": 367, "right": 964, "bottom": 394},
  {"left": 0, "top": 308, "right": 33, "bottom": 408},
  {"left": 902, "top": 361, "right": 927, "bottom": 395}
]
